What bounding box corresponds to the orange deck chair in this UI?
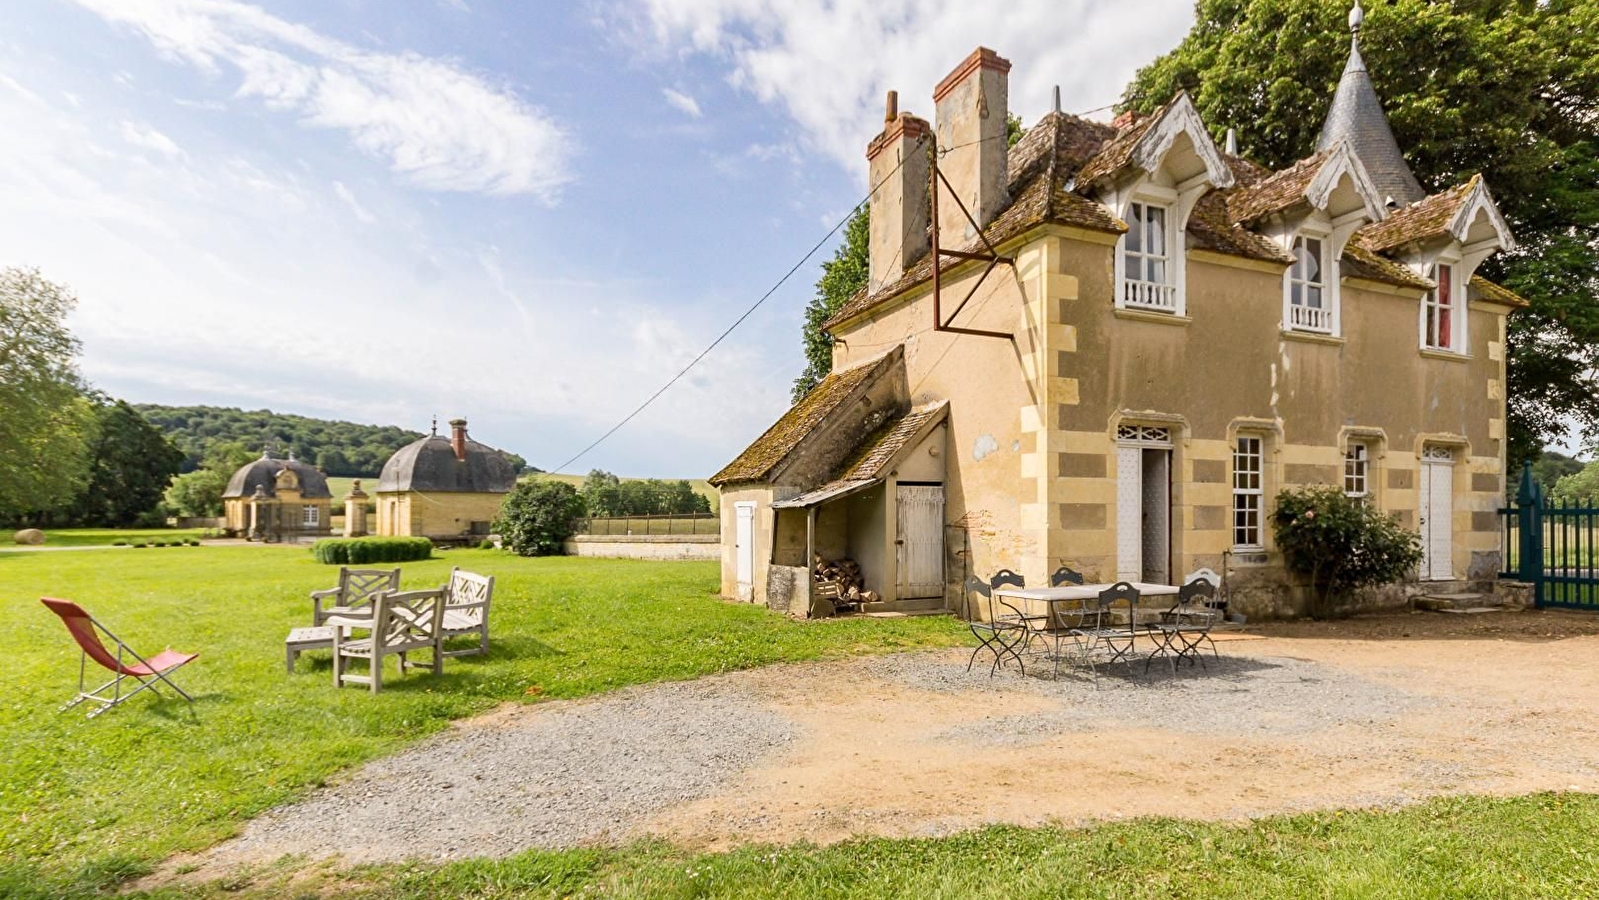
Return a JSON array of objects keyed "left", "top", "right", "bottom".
[{"left": 40, "top": 598, "right": 198, "bottom": 718}]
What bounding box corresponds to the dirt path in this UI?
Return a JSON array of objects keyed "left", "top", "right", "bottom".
[{"left": 167, "top": 610, "right": 1599, "bottom": 880}]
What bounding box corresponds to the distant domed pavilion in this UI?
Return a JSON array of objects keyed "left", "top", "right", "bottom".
[
  {"left": 222, "top": 451, "right": 334, "bottom": 540},
  {"left": 375, "top": 418, "right": 517, "bottom": 541}
]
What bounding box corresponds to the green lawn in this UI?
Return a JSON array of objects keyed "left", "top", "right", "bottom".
[
  {"left": 1, "top": 527, "right": 209, "bottom": 547},
  {"left": 130, "top": 794, "right": 1599, "bottom": 899},
  {"left": 0, "top": 548, "right": 965, "bottom": 899}
]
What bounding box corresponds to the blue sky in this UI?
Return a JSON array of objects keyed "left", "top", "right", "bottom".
[{"left": 0, "top": 0, "right": 1197, "bottom": 476}]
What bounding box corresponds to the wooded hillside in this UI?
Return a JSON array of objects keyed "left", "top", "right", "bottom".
[{"left": 136, "top": 405, "right": 532, "bottom": 476}]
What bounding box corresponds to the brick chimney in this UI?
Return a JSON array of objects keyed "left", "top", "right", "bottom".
[
  {"left": 933, "top": 47, "right": 1011, "bottom": 248},
  {"left": 866, "top": 90, "right": 931, "bottom": 294},
  {"left": 448, "top": 418, "right": 468, "bottom": 461}
]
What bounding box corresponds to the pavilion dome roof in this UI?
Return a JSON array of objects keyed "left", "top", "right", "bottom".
[
  {"left": 222, "top": 453, "right": 332, "bottom": 499},
  {"left": 377, "top": 430, "right": 516, "bottom": 494}
]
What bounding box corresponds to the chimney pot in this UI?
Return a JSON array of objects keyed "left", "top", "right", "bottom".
[
  {"left": 1052, "top": 85, "right": 1061, "bottom": 114},
  {"left": 449, "top": 418, "right": 468, "bottom": 461},
  {"left": 1225, "top": 127, "right": 1238, "bottom": 156},
  {"left": 885, "top": 90, "right": 898, "bottom": 123}
]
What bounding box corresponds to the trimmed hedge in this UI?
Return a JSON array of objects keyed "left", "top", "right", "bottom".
[{"left": 311, "top": 537, "right": 433, "bottom": 565}]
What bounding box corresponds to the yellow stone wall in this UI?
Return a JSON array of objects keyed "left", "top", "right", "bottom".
[{"left": 375, "top": 491, "right": 505, "bottom": 540}]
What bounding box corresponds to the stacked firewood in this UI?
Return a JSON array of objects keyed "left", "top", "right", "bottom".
[{"left": 813, "top": 555, "right": 878, "bottom": 606}]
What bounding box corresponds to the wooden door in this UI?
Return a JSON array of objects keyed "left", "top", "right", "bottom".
[
  {"left": 1420, "top": 459, "right": 1454, "bottom": 580},
  {"left": 896, "top": 485, "right": 945, "bottom": 599},
  {"left": 734, "top": 502, "right": 755, "bottom": 601}
]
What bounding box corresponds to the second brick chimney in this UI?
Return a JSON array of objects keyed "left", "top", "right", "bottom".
[
  {"left": 866, "top": 90, "right": 931, "bottom": 294},
  {"left": 933, "top": 47, "right": 1011, "bottom": 247},
  {"left": 449, "top": 418, "right": 468, "bottom": 461}
]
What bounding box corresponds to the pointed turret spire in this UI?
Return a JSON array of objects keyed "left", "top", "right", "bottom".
[{"left": 1316, "top": 0, "right": 1425, "bottom": 207}]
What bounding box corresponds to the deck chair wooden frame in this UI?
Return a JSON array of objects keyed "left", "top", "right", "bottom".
[
  {"left": 440, "top": 568, "right": 494, "bottom": 657},
  {"left": 40, "top": 598, "right": 197, "bottom": 718},
  {"left": 329, "top": 588, "right": 445, "bottom": 694},
  {"left": 311, "top": 567, "right": 401, "bottom": 626}
]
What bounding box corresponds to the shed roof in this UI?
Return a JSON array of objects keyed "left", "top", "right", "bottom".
[
  {"left": 770, "top": 401, "right": 949, "bottom": 509},
  {"left": 709, "top": 349, "right": 902, "bottom": 486}
]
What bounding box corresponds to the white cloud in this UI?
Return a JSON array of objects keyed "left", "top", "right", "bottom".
[
  {"left": 620, "top": 0, "right": 1194, "bottom": 173},
  {"left": 662, "top": 86, "right": 702, "bottom": 118},
  {"left": 71, "top": 0, "right": 572, "bottom": 200},
  {"left": 119, "top": 120, "right": 185, "bottom": 157},
  {"left": 331, "top": 180, "right": 377, "bottom": 224}
]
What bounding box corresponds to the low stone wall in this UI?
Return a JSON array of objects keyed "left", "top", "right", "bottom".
[{"left": 562, "top": 534, "right": 718, "bottom": 561}]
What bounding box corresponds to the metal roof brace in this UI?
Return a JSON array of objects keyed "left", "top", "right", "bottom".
[{"left": 928, "top": 135, "right": 1014, "bottom": 341}]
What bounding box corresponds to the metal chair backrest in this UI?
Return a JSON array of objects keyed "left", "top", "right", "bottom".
[
  {"left": 1094, "top": 581, "right": 1141, "bottom": 613},
  {"left": 1178, "top": 578, "right": 1219, "bottom": 606},
  {"left": 990, "top": 569, "right": 1025, "bottom": 591},
  {"left": 964, "top": 576, "right": 995, "bottom": 622},
  {"left": 1184, "top": 567, "right": 1221, "bottom": 588},
  {"left": 1050, "top": 566, "right": 1085, "bottom": 587}
]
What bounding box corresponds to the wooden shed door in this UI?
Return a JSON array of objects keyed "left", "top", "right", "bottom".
[{"left": 897, "top": 485, "right": 945, "bottom": 599}]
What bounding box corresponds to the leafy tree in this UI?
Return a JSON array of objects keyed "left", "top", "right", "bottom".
[
  {"left": 165, "top": 467, "right": 230, "bottom": 518},
  {"left": 794, "top": 207, "right": 870, "bottom": 401},
  {"left": 0, "top": 267, "right": 94, "bottom": 522},
  {"left": 69, "top": 400, "right": 185, "bottom": 526},
  {"left": 1006, "top": 112, "right": 1026, "bottom": 148},
  {"left": 496, "top": 480, "right": 586, "bottom": 556},
  {"left": 1530, "top": 449, "right": 1586, "bottom": 496},
  {"left": 581, "top": 469, "right": 623, "bottom": 517},
  {"left": 1125, "top": 0, "right": 1599, "bottom": 467},
  {"left": 1552, "top": 459, "right": 1599, "bottom": 503},
  {"left": 1272, "top": 486, "right": 1424, "bottom": 617},
  {"left": 616, "top": 479, "right": 663, "bottom": 516}
]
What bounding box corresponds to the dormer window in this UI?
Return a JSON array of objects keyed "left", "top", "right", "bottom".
[
  {"left": 1423, "top": 262, "right": 1462, "bottom": 352},
  {"left": 1287, "top": 235, "right": 1334, "bottom": 334},
  {"left": 1122, "top": 199, "right": 1176, "bottom": 312}
]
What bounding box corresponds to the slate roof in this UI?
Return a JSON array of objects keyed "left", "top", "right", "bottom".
[
  {"left": 223, "top": 455, "right": 333, "bottom": 500},
  {"left": 709, "top": 350, "right": 901, "bottom": 486},
  {"left": 1356, "top": 177, "right": 1480, "bottom": 253},
  {"left": 1317, "top": 33, "right": 1426, "bottom": 206},
  {"left": 377, "top": 435, "right": 517, "bottom": 494}
]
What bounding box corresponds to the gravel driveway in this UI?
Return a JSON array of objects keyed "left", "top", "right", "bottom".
[{"left": 182, "top": 612, "right": 1599, "bottom": 875}]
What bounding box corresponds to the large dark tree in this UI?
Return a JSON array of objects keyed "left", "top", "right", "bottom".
[
  {"left": 71, "top": 400, "right": 185, "bottom": 526},
  {"left": 794, "top": 207, "right": 870, "bottom": 401},
  {"left": 1125, "top": 0, "right": 1599, "bottom": 467}
]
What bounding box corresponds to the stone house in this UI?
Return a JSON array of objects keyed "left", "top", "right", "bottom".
[
  {"left": 711, "top": 13, "right": 1523, "bottom": 619},
  {"left": 222, "top": 451, "right": 334, "bottom": 540},
  {"left": 376, "top": 418, "right": 516, "bottom": 542}
]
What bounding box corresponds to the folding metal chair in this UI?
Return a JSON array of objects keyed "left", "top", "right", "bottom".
[
  {"left": 964, "top": 577, "right": 1027, "bottom": 676},
  {"left": 1155, "top": 578, "right": 1227, "bottom": 669},
  {"left": 40, "top": 598, "right": 198, "bottom": 718}
]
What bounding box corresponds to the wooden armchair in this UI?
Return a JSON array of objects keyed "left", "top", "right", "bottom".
[
  {"left": 329, "top": 588, "right": 446, "bottom": 693},
  {"left": 441, "top": 568, "right": 495, "bottom": 657},
  {"left": 310, "top": 567, "right": 401, "bottom": 626}
]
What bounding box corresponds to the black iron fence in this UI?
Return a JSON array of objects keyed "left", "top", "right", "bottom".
[{"left": 576, "top": 513, "right": 719, "bottom": 537}]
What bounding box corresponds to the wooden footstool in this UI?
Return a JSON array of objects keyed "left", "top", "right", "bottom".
[{"left": 285, "top": 625, "right": 336, "bottom": 673}]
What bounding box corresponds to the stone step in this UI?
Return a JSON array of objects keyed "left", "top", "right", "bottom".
[
  {"left": 1414, "top": 592, "right": 1505, "bottom": 613},
  {"left": 858, "top": 597, "right": 949, "bottom": 614}
]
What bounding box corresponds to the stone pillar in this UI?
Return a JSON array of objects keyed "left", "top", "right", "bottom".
[
  {"left": 248, "top": 484, "right": 268, "bottom": 541},
  {"left": 344, "top": 479, "right": 369, "bottom": 537}
]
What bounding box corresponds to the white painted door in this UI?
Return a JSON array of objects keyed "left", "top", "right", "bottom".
[
  {"left": 734, "top": 502, "right": 755, "bottom": 601},
  {"left": 1420, "top": 460, "right": 1454, "bottom": 580},
  {"left": 1116, "top": 445, "right": 1143, "bottom": 581},
  {"left": 897, "top": 485, "right": 945, "bottom": 599}
]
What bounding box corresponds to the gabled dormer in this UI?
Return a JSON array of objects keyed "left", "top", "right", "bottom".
[
  {"left": 1228, "top": 141, "right": 1387, "bottom": 337},
  {"left": 1075, "top": 92, "right": 1234, "bottom": 318},
  {"left": 1356, "top": 175, "right": 1515, "bottom": 354}
]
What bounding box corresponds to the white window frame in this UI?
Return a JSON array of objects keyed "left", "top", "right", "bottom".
[
  {"left": 1284, "top": 230, "right": 1338, "bottom": 335},
  {"left": 1118, "top": 192, "right": 1181, "bottom": 314},
  {"left": 1232, "top": 435, "right": 1265, "bottom": 550},
  {"left": 302, "top": 505, "right": 319, "bottom": 526},
  {"left": 1422, "top": 255, "right": 1466, "bottom": 353},
  {"left": 1344, "top": 443, "right": 1369, "bottom": 501}
]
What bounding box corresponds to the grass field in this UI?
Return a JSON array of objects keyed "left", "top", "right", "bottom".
[
  {"left": 0, "top": 547, "right": 964, "bottom": 898},
  {"left": 1, "top": 528, "right": 209, "bottom": 548},
  {"left": 126, "top": 794, "right": 1599, "bottom": 899},
  {"left": 324, "top": 475, "right": 377, "bottom": 499}
]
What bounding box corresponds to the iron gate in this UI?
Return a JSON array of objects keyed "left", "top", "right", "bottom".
[{"left": 1500, "top": 466, "right": 1599, "bottom": 609}]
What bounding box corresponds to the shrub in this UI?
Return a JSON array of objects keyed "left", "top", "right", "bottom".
[
  {"left": 478, "top": 539, "right": 495, "bottom": 550},
  {"left": 497, "top": 480, "right": 586, "bottom": 556},
  {"left": 132, "top": 543, "right": 147, "bottom": 549},
  {"left": 1272, "top": 486, "right": 1424, "bottom": 617},
  {"left": 311, "top": 537, "right": 432, "bottom": 565},
  {"left": 112, "top": 541, "right": 127, "bottom": 546}
]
